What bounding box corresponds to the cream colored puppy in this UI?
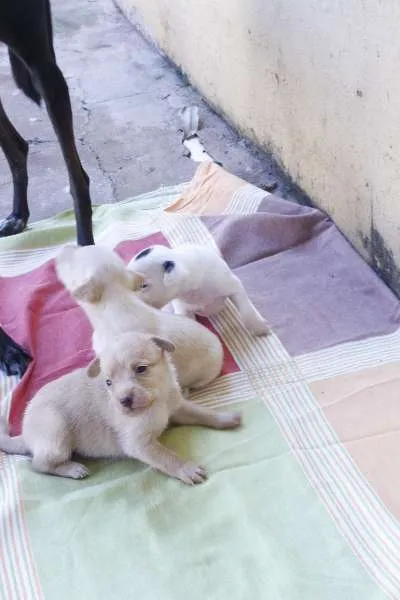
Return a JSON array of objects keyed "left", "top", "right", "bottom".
[
  {"left": 0, "top": 333, "right": 241, "bottom": 484},
  {"left": 55, "top": 244, "right": 224, "bottom": 390}
]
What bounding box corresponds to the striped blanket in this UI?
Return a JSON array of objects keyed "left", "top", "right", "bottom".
[{"left": 1, "top": 162, "right": 399, "bottom": 599}]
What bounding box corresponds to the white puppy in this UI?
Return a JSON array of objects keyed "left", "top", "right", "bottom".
[
  {"left": 128, "top": 244, "right": 270, "bottom": 336},
  {"left": 0, "top": 333, "right": 241, "bottom": 484},
  {"left": 55, "top": 244, "right": 224, "bottom": 390}
]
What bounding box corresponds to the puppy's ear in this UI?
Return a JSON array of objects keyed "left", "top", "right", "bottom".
[
  {"left": 73, "top": 277, "right": 104, "bottom": 303},
  {"left": 134, "top": 247, "right": 153, "bottom": 260},
  {"left": 127, "top": 271, "right": 145, "bottom": 292},
  {"left": 151, "top": 337, "right": 175, "bottom": 353},
  {"left": 87, "top": 357, "right": 101, "bottom": 378}
]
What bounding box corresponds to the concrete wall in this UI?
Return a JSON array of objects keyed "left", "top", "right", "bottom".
[{"left": 117, "top": 0, "right": 400, "bottom": 294}]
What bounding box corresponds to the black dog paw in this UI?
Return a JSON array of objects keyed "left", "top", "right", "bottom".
[
  {"left": 0, "top": 215, "right": 27, "bottom": 237},
  {"left": 0, "top": 328, "right": 31, "bottom": 378}
]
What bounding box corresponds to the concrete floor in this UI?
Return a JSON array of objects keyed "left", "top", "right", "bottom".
[{"left": 0, "top": 0, "right": 307, "bottom": 225}]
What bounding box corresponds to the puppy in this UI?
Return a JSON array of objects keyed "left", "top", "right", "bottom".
[
  {"left": 128, "top": 244, "right": 270, "bottom": 336},
  {"left": 0, "top": 333, "right": 241, "bottom": 484},
  {"left": 55, "top": 244, "right": 224, "bottom": 390}
]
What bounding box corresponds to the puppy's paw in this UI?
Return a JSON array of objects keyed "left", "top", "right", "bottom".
[
  {"left": 215, "top": 411, "right": 242, "bottom": 429},
  {"left": 178, "top": 462, "right": 207, "bottom": 485},
  {"left": 60, "top": 461, "right": 89, "bottom": 480}
]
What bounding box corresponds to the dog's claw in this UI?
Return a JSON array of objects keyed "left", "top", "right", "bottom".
[
  {"left": 178, "top": 463, "right": 207, "bottom": 485},
  {"left": 0, "top": 216, "right": 27, "bottom": 237}
]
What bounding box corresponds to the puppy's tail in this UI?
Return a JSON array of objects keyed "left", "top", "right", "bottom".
[{"left": 0, "top": 418, "right": 29, "bottom": 456}]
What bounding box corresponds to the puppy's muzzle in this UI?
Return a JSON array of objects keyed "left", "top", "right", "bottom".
[
  {"left": 120, "top": 395, "right": 135, "bottom": 409},
  {"left": 119, "top": 391, "right": 150, "bottom": 411}
]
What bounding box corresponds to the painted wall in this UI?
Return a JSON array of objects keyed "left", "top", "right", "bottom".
[{"left": 117, "top": 0, "right": 400, "bottom": 293}]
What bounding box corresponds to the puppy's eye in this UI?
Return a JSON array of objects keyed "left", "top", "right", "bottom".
[
  {"left": 140, "top": 283, "right": 149, "bottom": 290},
  {"left": 135, "top": 365, "right": 147, "bottom": 375},
  {"left": 105, "top": 378, "right": 112, "bottom": 387}
]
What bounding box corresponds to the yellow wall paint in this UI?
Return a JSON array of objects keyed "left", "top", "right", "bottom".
[{"left": 118, "top": 0, "right": 400, "bottom": 286}]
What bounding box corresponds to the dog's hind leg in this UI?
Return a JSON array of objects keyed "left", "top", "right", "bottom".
[
  {"left": 0, "top": 98, "right": 29, "bottom": 237},
  {"left": 32, "top": 61, "right": 94, "bottom": 246},
  {"left": 31, "top": 456, "right": 89, "bottom": 479},
  {"left": 229, "top": 275, "right": 270, "bottom": 336},
  {"left": 171, "top": 400, "right": 242, "bottom": 430},
  {"left": 26, "top": 408, "right": 89, "bottom": 479},
  {"left": 30, "top": 433, "right": 89, "bottom": 479}
]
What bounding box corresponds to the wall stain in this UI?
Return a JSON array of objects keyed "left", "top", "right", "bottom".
[{"left": 363, "top": 228, "right": 400, "bottom": 296}]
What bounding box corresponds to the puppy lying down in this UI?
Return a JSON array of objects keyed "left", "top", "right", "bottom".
[
  {"left": 0, "top": 333, "right": 241, "bottom": 484},
  {"left": 128, "top": 244, "right": 270, "bottom": 336},
  {"left": 55, "top": 244, "right": 224, "bottom": 391}
]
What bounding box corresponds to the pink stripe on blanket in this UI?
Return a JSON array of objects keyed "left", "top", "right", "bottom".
[{"left": 1, "top": 233, "right": 238, "bottom": 436}]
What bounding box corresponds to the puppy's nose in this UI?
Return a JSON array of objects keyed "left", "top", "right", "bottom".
[{"left": 120, "top": 395, "right": 134, "bottom": 408}]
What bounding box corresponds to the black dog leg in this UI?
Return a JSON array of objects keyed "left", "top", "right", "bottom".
[
  {"left": 32, "top": 62, "right": 94, "bottom": 246},
  {"left": 0, "top": 98, "right": 29, "bottom": 237}
]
